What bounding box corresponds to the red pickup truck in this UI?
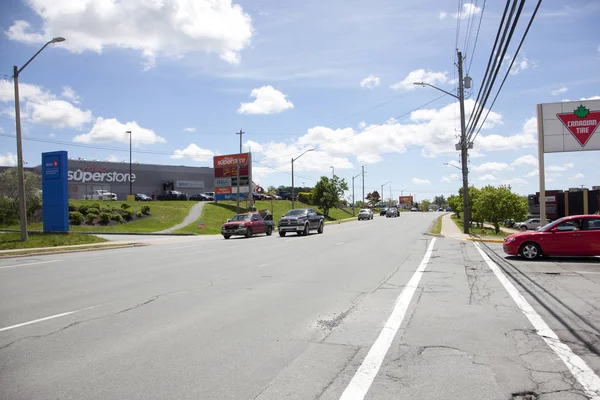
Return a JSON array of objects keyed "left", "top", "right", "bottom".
[{"left": 221, "top": 211, "right": 274, "bottom": 239}]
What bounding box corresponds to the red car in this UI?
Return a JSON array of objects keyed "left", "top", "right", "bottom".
[
  {"left": 503, "top": 215, "right": 600, "bottom": 260},
  {"left": 221, "top": 212, "right": 274, "bottom": 239}
]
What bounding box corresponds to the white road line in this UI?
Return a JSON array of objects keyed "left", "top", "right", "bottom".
[
  {"left": 169, "top": 245, "right": 197, "bottom": 250},
  {"left": 0, "top": 260, "right": 61, "bottom": 270},
  {"left": 0, "top": 306, "right": 97, "bottom": 333},
  {"left": 473, "top": 243, "right": 600, "bottom": 400},
  {"left": 339, "top": 238, "right": 436, "bottom": 400},
  {"left": 335, "top": 242, "right": 345, "bottom": 246}
]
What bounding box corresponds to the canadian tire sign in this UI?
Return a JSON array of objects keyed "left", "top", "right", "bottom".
[
  {"left": 541, "top": 99, "right": 600, "bottom": 153},
  {"left": 556, "top": 105, "right": 600, "bottom": 147}
]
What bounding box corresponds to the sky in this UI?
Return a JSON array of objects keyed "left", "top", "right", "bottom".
[{"left": 0, "top": 0, "right": 599, "bottom": 202}]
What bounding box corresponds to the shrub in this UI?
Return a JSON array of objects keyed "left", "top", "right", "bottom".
[
  {"left": 141, "top": 205, "right": 151, "bottom": 215},
  {"left": 297, "top": 192, "right": 314, "bottom": 205},
  {"left": 98, "top": 212, "right": 111, "bottom": 225},
  {"left": 86, "top": 213, "right": 98, "bottom": 224},
  {"left": 111, "top": 213, "right": 124, "bottom": 224},
  {"left": 77, "top": 203, "right": 90, "bottom": 215},
  {"left": 121, "top": 203, "right": 132, "bottom": 211},
  {"left": 68, "top": 203, "right": 78, "bottom": 212},
  {"left": 88, "top": 207, "right": 101, "bottom": 216},
  {"left": 136, "top": 211, "right": 143, "bottom": 218},
  {"left": 91, "top": 202, "right": 101, "bottom": 210},
  {"left": 0, "top": 196, "right": 18, "bottom": 225},
  {"left": 69, "top": 211, "right": 84, "bottom": 225},
  {"left": 123, "top": 210, "right": 134, "bottom": 221}
]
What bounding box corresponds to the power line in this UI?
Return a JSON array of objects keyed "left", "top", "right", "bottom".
[
  {"left": 470, "top": 0, "right": 543, "bottom": 145},
  {"left": 467, "top": 0, "right": 487, "bottom": 75}
]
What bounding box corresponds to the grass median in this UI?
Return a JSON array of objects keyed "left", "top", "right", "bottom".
[
  {"left": 0, "top": 232, "right": 107, "bottom": 250},
  {"left": 429, "top": 215, "right": 443, "bottom": 235},
  {"left": 451, "top": 215, "right": 510, "bottom": 238},
  {"left": 174, "top": 200, "right": 355, "bottom": 235}
]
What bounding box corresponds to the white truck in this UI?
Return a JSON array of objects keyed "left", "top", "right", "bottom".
[{"left": 88, "top": 190, "right": 118, "bottom": 201}]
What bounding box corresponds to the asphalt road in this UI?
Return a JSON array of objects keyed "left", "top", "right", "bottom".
[{"left": 1, "top": 213, "right": 600, "bottom": 399}]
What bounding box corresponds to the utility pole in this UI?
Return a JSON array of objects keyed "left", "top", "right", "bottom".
[
  {"left": 352, "top": 172, "right": 362, "bottom": 216},
  {"left": 389, "top": 186, "right": 392, "bottom": 207},
  {"left": 126, "top": 130, "right": 133, "bottom": 197},
  {"left": 236, "top": 129, "right": 244, "bottom": 213},
  {"left": 457, "top": 50, "right": 470, "bottom": 234},
  {"left": 361, "top": 166, "right": 365, "bottom": 206}
]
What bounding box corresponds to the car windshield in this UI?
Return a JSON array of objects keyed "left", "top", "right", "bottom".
[
  {"left": 537, "top": 217, "right": 564, "bottom": 232},
  {"left": 286, "top": 210, "right": 308, "bottom": 216},
  {"left": 359, "top": 209, "right": 369, "bottom": 213},
  {"left": 230, "top": 214, "right": 251, "bottom": 221}
]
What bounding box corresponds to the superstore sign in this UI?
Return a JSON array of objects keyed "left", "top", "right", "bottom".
[
  {"left": 213, "top": 153, "right": 252, "bottom": 200},
  {"left": 68, "top": 164, "right": 136, "bottom": 183}
]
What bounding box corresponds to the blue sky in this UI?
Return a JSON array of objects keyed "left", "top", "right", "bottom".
[{"left": 0, "top": 0, "right": 599, "bottom": 201}]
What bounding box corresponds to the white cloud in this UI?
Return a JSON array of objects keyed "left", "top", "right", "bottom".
[
  {"left": 237, "top": 86, "right": 294, "bottom": 115},
  {"left": 28, "top": 100, "right": 92, "bottom": 129},
  {"left": 547, "top": 162, "right": 574, "bottom": 172},
  {"left": 0, "top": 80, "right": 92, "bottom": 129},
  {"left": 472, "top": 162, "right": 513, "bottom": 173},
  {"left": 569, "top": 173, "right": 584, "bottom": 180},
  {"left": 476, "top": 117, "right": 537, "bottom": 151},
  {"left": 6, "top": 0, "right": 253, "bottom": 68},
  {"left": 502, "top": 177, "right": 528, "bottom": 186},
  {"left": 551, "top": 87, "right": 568, "bottom": 96},
  {"left": 502, "top": 53, "right": 533, "bottom": 75},
  {"left": 412, "top": 178, "right": 431, "bottom": 184},
  {"left": 441, "top": 174, "right": 460, "bottom": 183},
  {"left": 49, "top": 133, "right": 55, "bottom": 138},
  {"left": 171, "top": 143, "right": 214, "bottom": 162},
  {"left": 360, "top": 75, "right": 380, "bottom": 89},
  {"left": 0, "top": 152, "right": 17, "bottom": 166},
  {"left": 358, "top": 121, "right": 367, "bottom": 129},
  {"left": 105, "top": 155, "right": 120, "bottom": 162},
  {"left": 61, "top": 86, "right": 80, "bottom": 104},
  {"left": 479, "top": 174, "right": 497, "bottom": 181},
  {"left": 73, "top": 117, "right": 166, "bottom": 145},
  {"left": 439, "top": 3, "right": 482, "bottom": 20},
  {"left": 391, "top": 69, "right": 450, "bottom": 91},
  {"left": 526, "top": 170, "right": 539, "bottom": 178},
  {"left": 183, "top": 127, "right": 196, "bottom": 133},
  {"left": 512, "top": 155, "right": 538, "bottom": 167},
  {"left": 581, "top": 96, "right": 600, "bottom": 100},
  {"left": 469, "top": 149, "right": 486, "bottom": 158}
]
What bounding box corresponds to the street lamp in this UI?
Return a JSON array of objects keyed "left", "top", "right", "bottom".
[
  {"left": 291, "top": 149, "right": 314, "bottom": 209},
  {"left": 415, "top": 52, "right": 471, "bottom": 234},
  {"left": 126, "top": 130, "right": 133, "bottom": 197},
  {"left": 381, "top": 181, "right": 391, "bottom": 206},
  {"left": 13, "top": 36, "right": 65, "bottom": 241},
  {"left": 443, "top": 162, "right": 462, "bottom": 171},
  {"left": 351, "top": 172, "right": 362, "bottom": 216},
  {"left": 330, "top": 166, "right": 335, "bottom": 178}
]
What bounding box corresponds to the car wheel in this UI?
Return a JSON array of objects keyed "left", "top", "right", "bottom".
[
  {"left": 266, "top": 226, "right": 273, "bottom": 236},
  {"left": 521, "top": 226, "right": 527, "bottom": 231},
  {"left": 223, "top": 235, "right": 230, "bottom": 240},
  {"left": 317, "top": 221, "right": 324, "bottom": 234},
  {"left": 279, "top": 231, "right": 286, "bottom": 237},
  {"left": 520, "top": 242, "right": 541, "bottom": 260},
  {"left": 245, "top": 228, "right": 252, "bottom": 238},
  {"left": 303, "top": 223, "right": 310, "bottom": 236}
]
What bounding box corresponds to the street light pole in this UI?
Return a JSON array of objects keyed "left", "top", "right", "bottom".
[
  {"left": 13, "top": 36, "right": 65, "bottom": 241},
  {"left": 414, "top": 49, "right": 470, "bottom": 233},
  {"left": 351, "top": 172, "right": 362, "bottom": 216},
  {"left": 330, "top": 166, "right": 334, "bottom": 178},
  {"left": 291, "top": 148, "right": 314, "bottom": 209},
  {"left": 126, "top": 130, "right": 132, "bottom": 197},
  {"left": 381, "top": 181, "right": 391, "bottom": 206}
]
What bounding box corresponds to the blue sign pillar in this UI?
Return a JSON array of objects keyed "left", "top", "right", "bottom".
[{"left": 42, "top": 151, "right": 69, "bottom": 233}]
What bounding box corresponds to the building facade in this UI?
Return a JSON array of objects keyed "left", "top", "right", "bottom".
[{"left": 4, "top": 160, "right": 215, "bottom": 200}]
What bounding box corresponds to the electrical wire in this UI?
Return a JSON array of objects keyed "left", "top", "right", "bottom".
[
  {"left": 469, "top": 0, "right": 543, "bottom": 145},
  {"left": 467, "top": 0, "right": 487, "bottom": 75}
]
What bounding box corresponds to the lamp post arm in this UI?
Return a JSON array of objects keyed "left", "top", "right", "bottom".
[{"left": 16, "top": 41, "right": 53, "bottom": 76}]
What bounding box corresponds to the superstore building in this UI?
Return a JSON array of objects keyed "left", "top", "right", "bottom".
[{"left": 4, "top": 159, "right": 215, "bottom": 200}]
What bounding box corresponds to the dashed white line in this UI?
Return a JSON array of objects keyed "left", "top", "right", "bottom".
[
  {"left": 0, "top": 260, "right": 61, "bottom": 270},
  {"left": 474, "top": 242, "right": 600, "bottom": 400},
  {"left": 339, "top": 238, "right": 436, "bottom": 400},
  {"left": 0, "top": 306, "right": 98, "bottom": 332},
  {"left": 169, "top": 245, "right": 197, "bottom": 250},
  {"left": 335, "top": 242, "right": 345, "bottom": 246}
]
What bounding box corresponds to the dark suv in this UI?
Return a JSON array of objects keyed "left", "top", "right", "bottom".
[{"left": 277, "top": 208, "right": 324, "bottom": 236}]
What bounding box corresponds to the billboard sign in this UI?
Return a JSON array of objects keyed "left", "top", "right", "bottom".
[
  {"left": 213, "top": 152, "right": 252, "bottom": 201},
  {"left": 175, "top": 180, "right": 203, "bottom": 189},
  {"left": 540, "top": 100, "right": 600, "bottom": 153},
  {"left": 399, "top": 195, "right": 413, "bottom": 207}
]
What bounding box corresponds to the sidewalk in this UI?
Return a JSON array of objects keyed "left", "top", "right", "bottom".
[{"left": 440, "top": 213, "right": 468, "bottom": 240}]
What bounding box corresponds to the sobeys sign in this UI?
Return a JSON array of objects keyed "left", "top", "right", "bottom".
[{"left": 68, "top": 164, "right": 136, "bottom": 183}]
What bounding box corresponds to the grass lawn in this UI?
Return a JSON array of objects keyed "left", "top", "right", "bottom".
[
  {"left": 174, "top": 200, "right": 354, "bottom": 235},
  {"left": 451, "top": 215, "right": 509, "bottom": 238},
  {"left": 0, "top": 200, "right": 195, "bottom": 233},
  {"left": 430, "top": 215, "right": 443, "bottom": 235},
  {"left": 0, "top": 232, "right": 107, "bottom": 250}
]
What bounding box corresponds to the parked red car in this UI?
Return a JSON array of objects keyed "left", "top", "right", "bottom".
[
  {"left": 503, "top": 215, "right": 600, "bottom": 260},
  {"left": 221, "top": 212, "right": 274, "bottom": 239}
]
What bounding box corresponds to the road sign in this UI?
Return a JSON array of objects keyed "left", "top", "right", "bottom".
[
  {"left": 197, "top": 222, "right": 205, "bottom": 229},
  {"left": 556, "top": 105, "right": 600, "bottom": 147}
]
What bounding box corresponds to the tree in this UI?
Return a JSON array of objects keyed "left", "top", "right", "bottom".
[
  {"left": 421, "top": 199, "right": 431, "bottom": 211},
  {"left": 312, "top": 176, "right": 349, "bottom": 217},
  {"left": 433, "top": 195, "right": 446, "bottom": 208},
  {"left": 366, "top": 191, "right": 380, "bottom": 205},
  {"left": 0, "top": 168, "right": 42, "bottom": 225},
  {"left": 267, "top": 185, "right": 278, "bottom": 194},
  {"left": 475, "top": 185, "right": 528, "bottom": 233},
  {"left": 447, "top": 194, "right": 461, "bottom": 217}
]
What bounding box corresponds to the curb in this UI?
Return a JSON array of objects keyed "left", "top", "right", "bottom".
[
  {"left": 465, "top": 237, "right": 504, "bottom": 243},
  {"left": 0, "top": 243, "right": 148, "bottom": 258},
  {"left": 0, "top": 229, "right": 196, "bottom": 236},
  {"left": 424, "top": 233, "right": 445, "bottom": 238}
]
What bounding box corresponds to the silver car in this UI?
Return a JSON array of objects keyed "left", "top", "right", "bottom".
[
  {"left": 514, "top": 218, "right": 541, "bottom": 231},
  {"left": 386, "top": 207, "right": 399, "bottom": 218},
  {"left": 358, "top": 209, "right": 373, "bottom": 220}
]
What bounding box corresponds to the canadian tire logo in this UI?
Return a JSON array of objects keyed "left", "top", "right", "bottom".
[{"left": 556, "top": 105, "right": 600, "bottom": 147}]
